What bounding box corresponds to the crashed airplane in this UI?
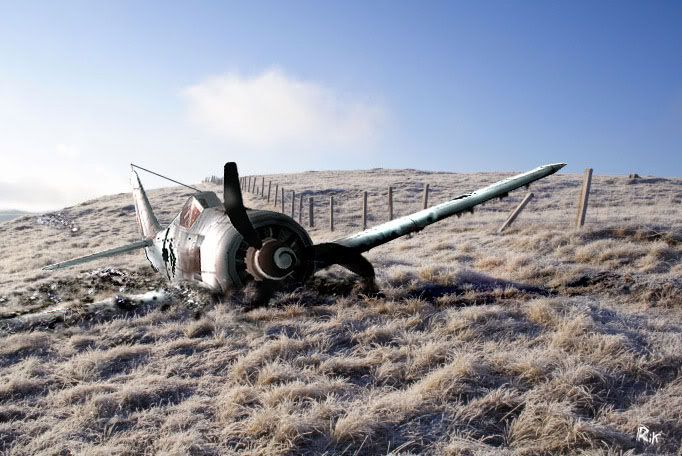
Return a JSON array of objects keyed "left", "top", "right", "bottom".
[{"left": 43, "top": 162, "right": 566, "bottom": 302}]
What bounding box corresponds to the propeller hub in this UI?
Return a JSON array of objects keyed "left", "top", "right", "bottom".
[
  {"left": 273, "top": 246, "right": 295, "bottom": 270},
  {"left": 246, "top": 239, "right": 298, "bottom": 281}
]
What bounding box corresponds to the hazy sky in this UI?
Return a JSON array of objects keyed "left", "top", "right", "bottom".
[{"left": 1, "top": 1, "right": 681, "bottom": 211}]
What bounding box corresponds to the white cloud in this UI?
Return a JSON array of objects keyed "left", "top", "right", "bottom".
[
  {"left": 183, "top": 68, "right": 386, "bottom": 149},
  {"left": 0, "top": 178, "right": 123, "bottom": 212},
  {"left": 0, "top": 181, "right": 91, "bottom": 212},
  {"left": 0, "top": 69, "right": 389, "bottom": 212},
  {"left": 0, "top": 153, "right": 126, "bottom": 212}
]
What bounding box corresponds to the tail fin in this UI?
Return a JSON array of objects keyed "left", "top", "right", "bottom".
[{"left": 131, "top": 170, "right": 161, "bottom": 239}]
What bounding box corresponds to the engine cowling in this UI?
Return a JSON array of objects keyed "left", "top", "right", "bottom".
[{"left": 214, "top": 210, "right": 314, "bottom": 292}]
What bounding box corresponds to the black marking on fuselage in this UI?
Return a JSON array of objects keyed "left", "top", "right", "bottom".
[
  {"left": 161, "top": 227, "right": 172, "bottom": 280},
  {"left": 168, "top": 239, "right": 177, "bottom": 277}
]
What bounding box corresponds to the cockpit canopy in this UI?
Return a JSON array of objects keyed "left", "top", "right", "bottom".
[{"left": 179, "top": 192, "right": 222, "bottom": 229}]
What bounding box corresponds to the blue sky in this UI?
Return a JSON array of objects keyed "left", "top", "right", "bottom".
[{"left": 1, "top": 1, "right": 680, "bottom": 210}]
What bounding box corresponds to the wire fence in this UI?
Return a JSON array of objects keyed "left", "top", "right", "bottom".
[{"left": 203, "top": 170, "right": 682, "bottom": 235}]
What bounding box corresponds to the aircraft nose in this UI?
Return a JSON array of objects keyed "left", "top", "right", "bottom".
[{"left": 246, "top": 239, "right": 298, "bottom": 281}]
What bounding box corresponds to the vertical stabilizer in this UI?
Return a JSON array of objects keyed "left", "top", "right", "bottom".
[{"left": 131, "top": 170, "right": 161, "bottom": 239}]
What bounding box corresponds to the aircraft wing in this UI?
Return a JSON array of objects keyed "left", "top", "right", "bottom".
[
  {"left": 42, "top": 239, "right": 153, "bottom": 271},
  {"left": 333, "top": 163, "right": 566, "bottom": 253}
]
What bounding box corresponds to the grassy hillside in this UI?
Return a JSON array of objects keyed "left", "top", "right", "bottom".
[{"left": 0, "top": 168, "right": 680, "bottom": 455}]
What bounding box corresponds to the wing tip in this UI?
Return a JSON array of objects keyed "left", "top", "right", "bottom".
[{"left": 547, "top": 163, "right": 567, "bottom": 172}]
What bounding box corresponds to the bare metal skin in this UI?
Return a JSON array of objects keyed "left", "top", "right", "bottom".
[{"left": 44, "top": 162, "right": 565, "bottom": 300}]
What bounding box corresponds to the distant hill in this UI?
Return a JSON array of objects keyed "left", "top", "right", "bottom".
[{"left": 0, "top": 210, "right": 33, "bottom": 223}]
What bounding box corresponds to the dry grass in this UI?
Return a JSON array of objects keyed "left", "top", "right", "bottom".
[{"left": 1, "top": 168, "right": 681, "bottom": 455}]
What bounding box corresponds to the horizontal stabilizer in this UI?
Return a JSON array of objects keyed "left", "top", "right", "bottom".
[
  {"left": 334, "top": 163, "right": 566, "bottom": 253},
  {"left": 42, "top": 239, "right": 153, "bottom": 271}
]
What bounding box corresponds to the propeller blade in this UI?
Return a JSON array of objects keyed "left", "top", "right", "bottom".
[
  {"left": 224, "top": 162, "right": 262, "bottom": 249},
  {"left": 313, "top": 243, "right": 375, "bottom": 282}
]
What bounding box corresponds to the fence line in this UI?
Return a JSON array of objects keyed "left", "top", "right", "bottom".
[
  {"left": 309, "top": 197, "right": 315, "bottom": 228},
  {"left": 298, "top": 194, "right": 303, "bottom": 224},
  {"left": 329, "top": 196, "right": 334, "bottom": 231},
  {"left": 498, "top": 192, "right": 534, "bottom": 233},
  {"left": 362, "top": 191, "right": 368, "bottom": 230},
  {"left": 423, "top": 184, "right": 430, "bottom": 209},
  {"left": 238, "top": 174, "right": 544, "bottom": 233},
  {"left": 576, "top": 168, "right": 593, "bottom": 228},
  {"left": 227, "top": 168, "right": 661, "bottom": 234},
  {"left": 388, "top": 186, "right": 393, "bottom": 221}
]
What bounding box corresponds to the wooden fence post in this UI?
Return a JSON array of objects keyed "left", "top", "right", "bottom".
[
  {"left": 576, "top": 168, "right": 593, "bottom": 228},
  {"left": 281, "top": 188, "right": 285, "bottom": 213},
  {"left": 261, "top": 177, "right": 265, "bottom": 196},
  {"left": 252, "top": 177, "right": 257, "bottom": 194},
  {"left": 498, "top": 192, "right": 534, "bottom": 234},
  {"left": 274, "top": 184, "right": 279, "bottom": 207},
  {"left": 423, "top": 183, "right": 430, "bottom": 209},
  {"left": 362, "top": 191, "right": 368, "bottom": 230},
  {"left": 309, "top": 197, "right": 314, "bottom": 228},
  {"left": 388, "top": 186, "right": 393, "bottom": 221},
  {"left": 291, "top": 190, "right": 295, "bottom": 218},
  {"left": 329, "top": 196, "right": 334, "bottom": 232},
  {"left": 267, "top": 181, "right": 272, "bottom": 202},
  {"left": 298, "top": 194, "right": 303, "bottom": 223},
  {"left": 247, "top": 176, "right": 251, "bottom": 192}
]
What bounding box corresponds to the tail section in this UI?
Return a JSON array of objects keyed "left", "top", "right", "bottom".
[{"left": 131, "top": 170, "right": 161, "bottom": 239}]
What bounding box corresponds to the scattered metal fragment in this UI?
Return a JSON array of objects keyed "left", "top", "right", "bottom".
[{"left": 36, "top": 211, "right": 80, "bottom": 233}]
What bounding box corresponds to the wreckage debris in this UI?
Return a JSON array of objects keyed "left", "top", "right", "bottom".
[
  {"left": 1, "top": 290, "right": 172, "bottom": 333},
  {"left": 36, "top": 211, "right": 80, "bottom": 233}
]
